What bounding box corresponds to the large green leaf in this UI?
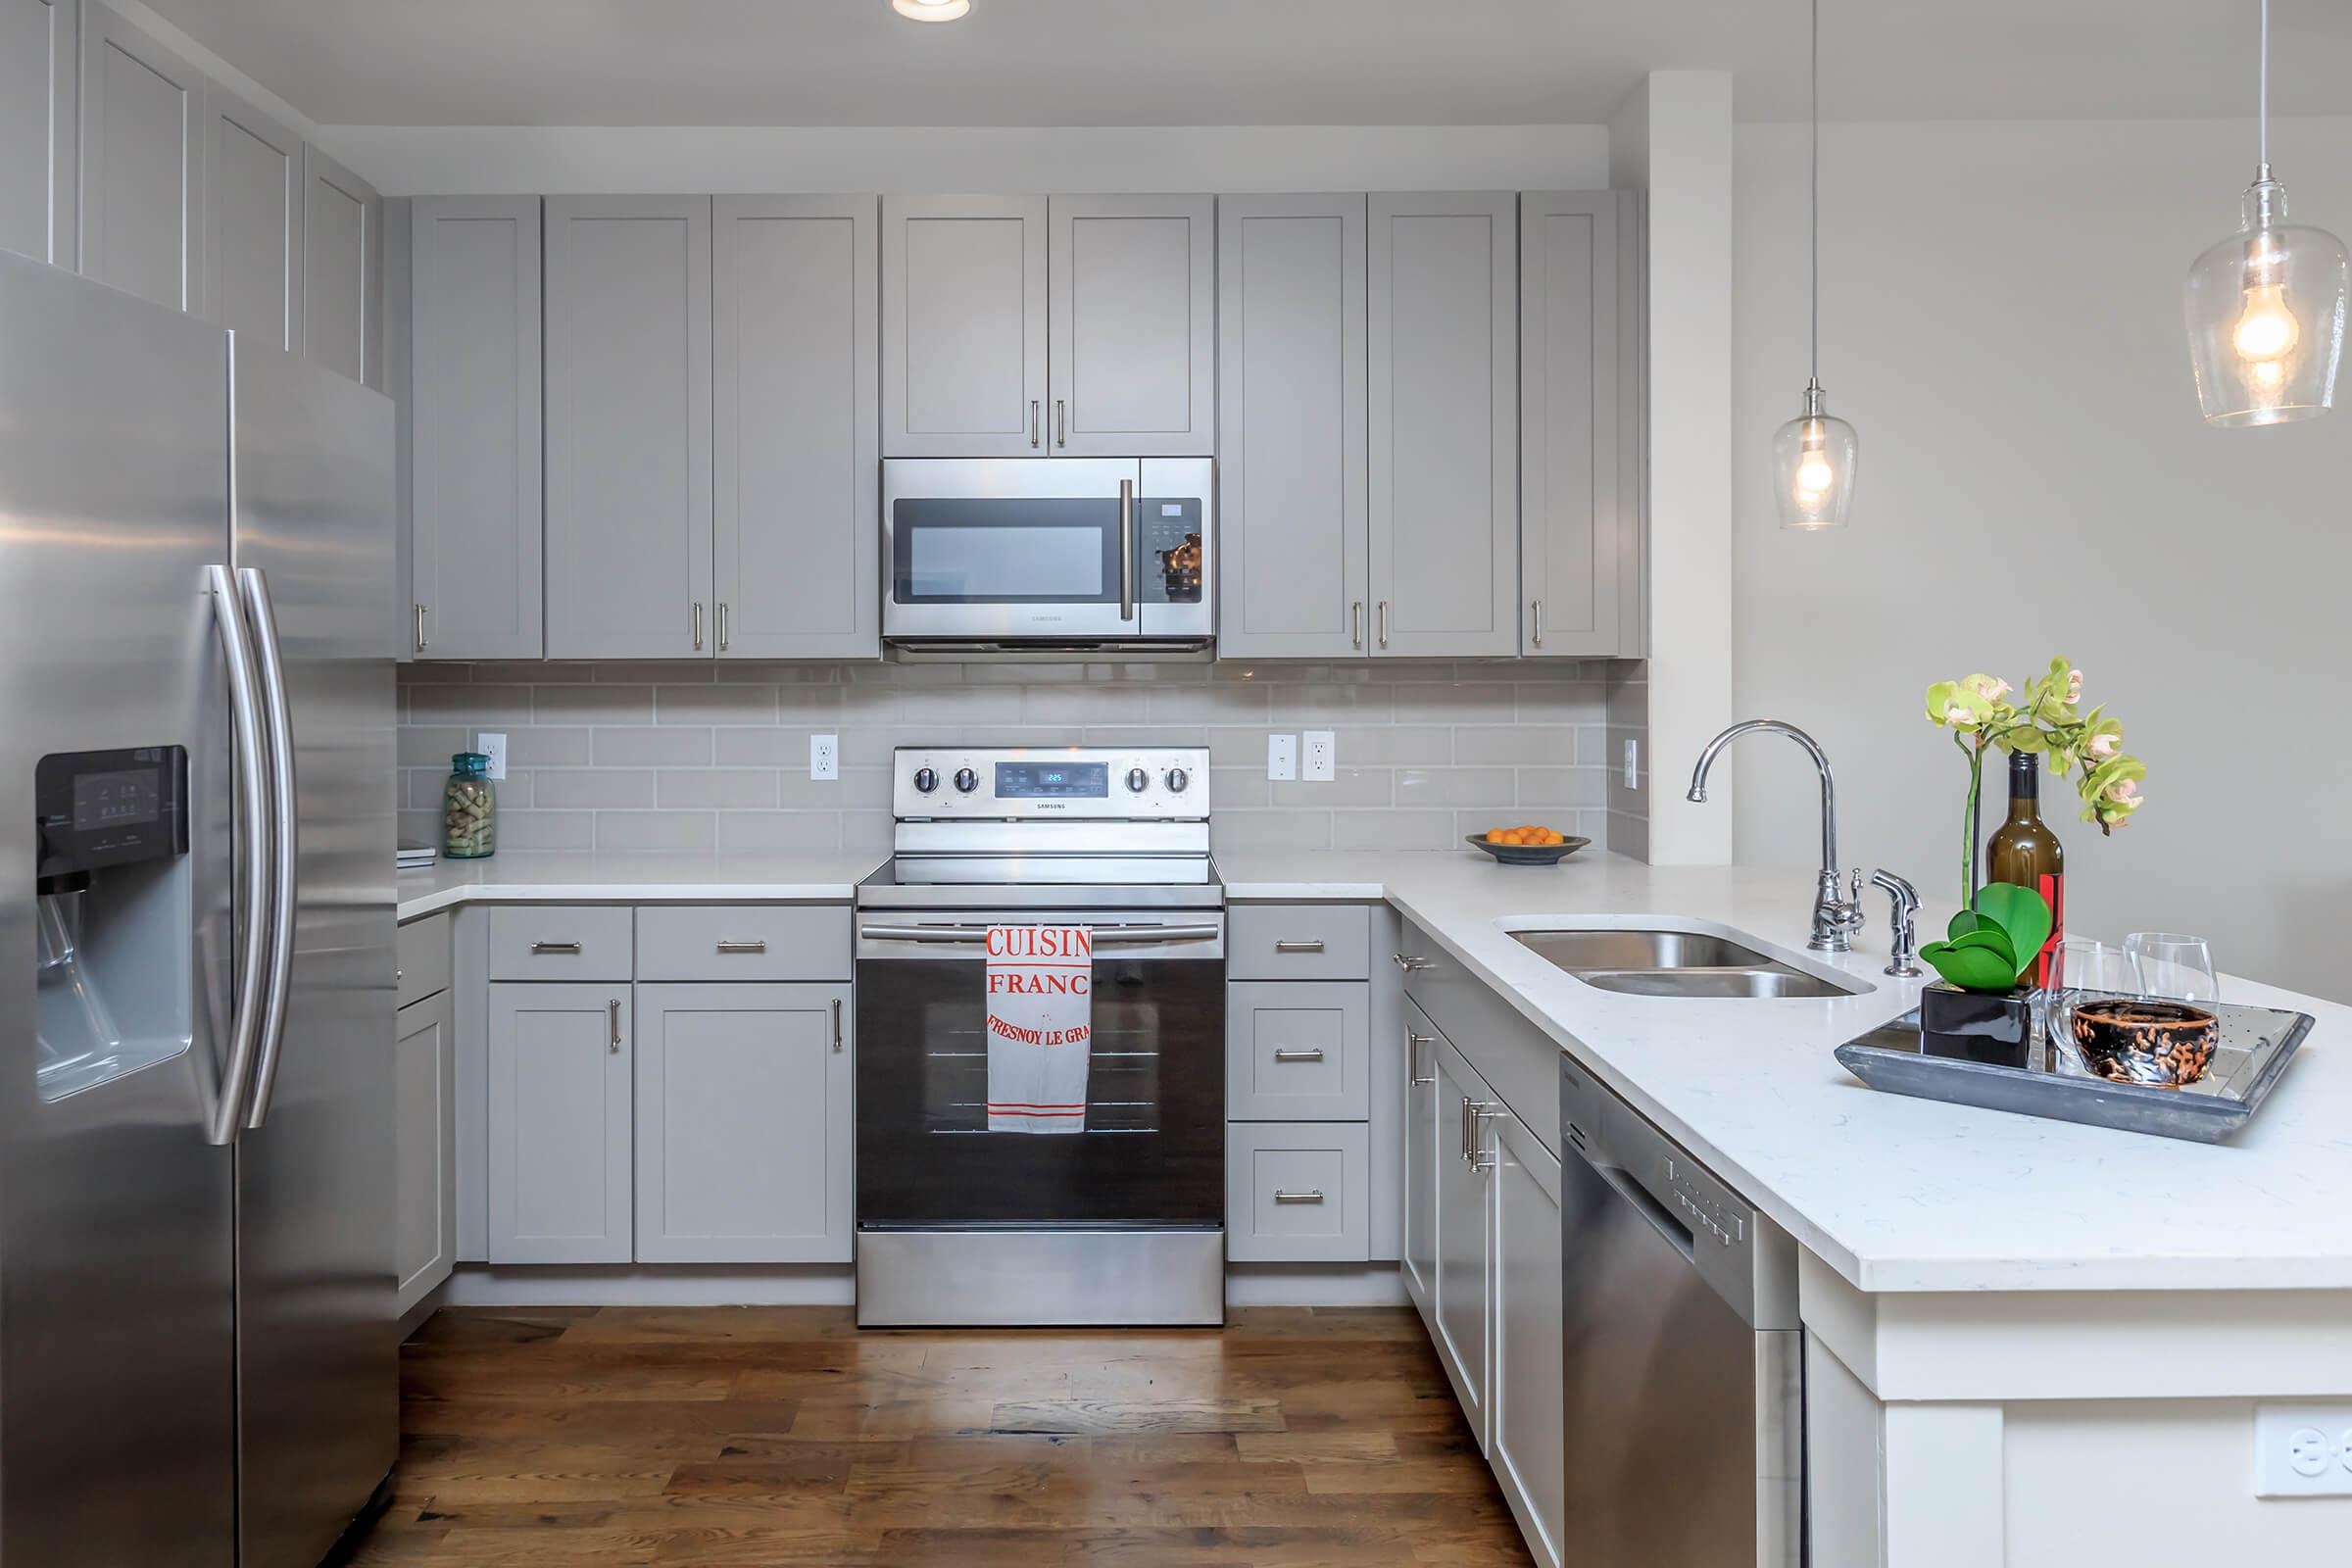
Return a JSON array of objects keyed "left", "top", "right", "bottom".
[
  {"left": 1919, "top": 940, "right": 2021, "bottom": 993},
  {"left": 1945, "top": 928, "right": 2019, "bottom": 968},
  {"left": 1946, "top": 908, "right": 1985, "bottom": 942},
  {"left": 1972, "top": 882, "right": 2051, "bottom": 982}
]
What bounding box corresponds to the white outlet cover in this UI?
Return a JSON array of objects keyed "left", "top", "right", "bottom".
[
  {"left": 2254, "top": 1404, "right": 2352, "bottom": 1496},
  {"left": 1302, "top": 730, "right": 1336, "bottom": 782},
  {"left": 1623, "top": 738, "right": 1640, "bottom": 791},
  {"left": 476, "top": 732, "right": 507, "bottom": 781},
  {"left": 1267, "top": 734, "right": 1298, "bottom": 781},
  {"left": 809, "top": 733, "right": 839, "bottom": 781}
]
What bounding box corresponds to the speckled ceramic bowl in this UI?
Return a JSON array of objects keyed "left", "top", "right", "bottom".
[{"left": 2071, "top": 998, "right": 2221, "bottom": 1087}]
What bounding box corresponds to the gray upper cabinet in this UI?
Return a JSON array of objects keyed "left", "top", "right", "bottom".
[
  {"left": 1520, "top": 190, "right": 1637, "bottom": 659},
  {"left": 713, "top": 195, "right": 880, "bottom": 660},
  {"left": 1367, "top": 192, "right": 1519, "bottom": 659},
  {"left": 1048, "top": 193, "right": 1214, "bottom": 457},
  {"left": 1215, "top": 193, "right": 1368, "bottom": 659},
  {"left": 301, "top": 144, "right": 381, "bottom": 389},
  {"left": 544, "top": 195, "right": 713, "bottom": 660},
  {"left": 78, "top": 0, "right": 205, "bottom": 313},
  {"left": 408, "top": 196, "right": 543, "bottom": 659},
  {"left": 202, "top": 82, "right": 300, "bottom": 353},
  {"left": 882, "top": 194, "right": 1047, "bottom": 457},
  {"left": 0, "top": 0, "right": 76, "bottom": 270}
]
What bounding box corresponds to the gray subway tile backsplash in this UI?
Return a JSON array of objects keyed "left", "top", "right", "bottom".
[{"left": 396, "top": 658, "right": 1640, "bottom": 858}]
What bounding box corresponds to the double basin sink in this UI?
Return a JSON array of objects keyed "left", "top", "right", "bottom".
[{"left": 1509, "top": 927, "right": 1868, "bottom": 1000}]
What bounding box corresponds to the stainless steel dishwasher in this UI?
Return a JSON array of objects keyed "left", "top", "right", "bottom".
[{"left": 1560, "top": 1057, "right": 1804, "bottom": 1565}]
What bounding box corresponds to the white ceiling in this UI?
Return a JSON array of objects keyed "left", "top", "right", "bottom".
[{"left": 142, "top": 0, "right": 2352, "bottom": 129}]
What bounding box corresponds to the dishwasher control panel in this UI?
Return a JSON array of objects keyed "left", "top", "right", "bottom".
[{"left": 1666, "top": 1155, "right": 1745, "bottom": 1247}]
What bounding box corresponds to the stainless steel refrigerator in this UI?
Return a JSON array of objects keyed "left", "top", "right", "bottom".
[{"left": 0, "top": 252, "right": 399, "bottom": 1566}]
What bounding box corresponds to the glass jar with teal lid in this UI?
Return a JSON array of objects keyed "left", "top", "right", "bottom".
[{"left": 442, "top": 752, "right": 496, "bottom": 859}]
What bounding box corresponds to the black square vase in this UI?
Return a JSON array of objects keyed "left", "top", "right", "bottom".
[{"left": 1919, "top": 982, "right": 2035, "bottom": 1069}]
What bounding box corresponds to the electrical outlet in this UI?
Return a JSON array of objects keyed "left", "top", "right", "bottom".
[
  {"left": 1267, "top": 734, "right": 1298, "bottom": 781},
  {"left": 2254, "top": 1404, "right": 2352, "bottom": 1495},
  {"left": 476, "top": 732, "right": 507, "bottom": 782},
  {"left": 809, "top": 734, "right": 839, "bottom": 781},
  {"left": 1302, "top": 731, "right": 1336, "bottom": 782},
  {"left": 1623, "top": 738, "right": 1641, "bottom": 791}
]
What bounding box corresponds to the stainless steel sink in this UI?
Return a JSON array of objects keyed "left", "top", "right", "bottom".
[{"left": 1509, "top": 926, "right": 1869, "bottom": 1000}]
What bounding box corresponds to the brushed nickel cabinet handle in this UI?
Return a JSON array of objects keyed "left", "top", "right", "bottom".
[
  {"left": 608, "top": 998, "right": 621, "bottom": 1053},
  {"left": 1030, "top": 399, "right": 1041, "bottom": 448},
  {"left": 1272, "top": 1048, "right": 1326, "bottom": 1063},
  {"left": 1118, "top": 478, "right": 1135, "bottom": 621},
  {"left": 1274, "top": 939, "right": 1325, "bottom": 954},
  {"left": 1272, "top": 1190, "right": 1325, "bottom": 1204},
  {"left": 1377, "top": 600, "right": 1390, "bottom": 649},
  {"left": 1532, "top": 599, "right": 1544, "bottom": 649},
  {"left": 531, "top": 940, "right": 583, "bottom": 956},
  {"left": 717, "top": 602, "right": 730, "bottom": 652},
  {"left": 1351, "top": 601, "right": 1364, "bottom": 649},
  {"left": 693, "top": 602, "right": 705, "bottom": 651},
  {"left": 831, "top": 997, "right": 844, "bottom": 1053},
  {"left": 715, "top": 939, "right": 767, "bottom": 955},
  {"left": 1408, "top": 1031, "right": 1436, "bottom": 1087},
  {"left": 1055, "top": 398, "right": 1066, "bottom": 448},
  {"left": 414, "top": 603, "right": 428, "bottom": 653},
  {"left": 1466, "top": 1102, "right": 1501, "bottom": 1166},
  {"left": 1392, "top": 953, "right": 1432, "bottom": 972}
]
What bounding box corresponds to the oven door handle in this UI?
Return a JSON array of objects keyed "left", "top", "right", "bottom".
[{"left": 856, "top": 922, "right": 1221, "bottom": 946}]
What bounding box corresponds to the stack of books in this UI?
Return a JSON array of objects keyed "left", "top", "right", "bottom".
[{"left": 396, "top": 840, "right": 438, "bottom": 874}]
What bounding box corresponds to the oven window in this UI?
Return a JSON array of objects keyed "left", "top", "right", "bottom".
[{"left": 893, "top": 498, "right": 1122, "bottom": 604}]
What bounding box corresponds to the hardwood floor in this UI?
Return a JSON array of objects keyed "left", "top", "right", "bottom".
[{"left": 351, "top": 1304, "right": 1532, "bottom": 1567}]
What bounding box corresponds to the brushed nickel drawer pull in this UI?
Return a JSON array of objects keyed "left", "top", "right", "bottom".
[
  {"left": 1532, "top": 598, "right": 1544, "bottom": 648},
  {"left": 1377, "top": 600, "right": 1390, "bottom": 649},
  {"left": 1393, "top": 953, "right": 1432, "bottom": 972},
  {"left": 1273, "top": 1190, "right": 1325, "bottom": 1204},
  {"left": 1272, "top": 1048, "right": 1326, "bottom": 1063},
  {"left": 1408, "top": 1031, "right": 1436, "bottom": 1087},
  {"left": 831, "top": 997, "right": 844, "bottom": 1053},
  {"left": 531, "top": 940, "right": 583, "bottom": 956},
  {"left": 1029, "top": 399, "right": 1041, "bottom": 448},
  {"left": 607, "top": 998, "right": 621, "bottom": 1053},
  {"left": 715, "top": 939, "right": 767, "bottom": 955},
  {"left": 414, "top": 603, "right": 428, "bottom": 652},
  {"left": 1274, "top": 939, "right": 1325, "bottom": 954},
  {"left": 1351, "top": 600, "right": 1364, "bottom": 649}
]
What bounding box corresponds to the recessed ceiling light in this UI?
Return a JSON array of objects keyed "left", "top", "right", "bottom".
[{"left": 893, "top": 0, "right": 971, "bottom": 21}]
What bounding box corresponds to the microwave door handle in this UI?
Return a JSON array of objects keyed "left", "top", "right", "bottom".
[{"left": 1119, "top": 477, "right": 1135, "bottom": 622}]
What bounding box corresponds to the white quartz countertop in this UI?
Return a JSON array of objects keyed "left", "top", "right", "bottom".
[{"left": 396, "top": 846, "right": 2352, "bottom": 1295}]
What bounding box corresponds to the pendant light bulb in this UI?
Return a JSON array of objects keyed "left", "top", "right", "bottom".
[{"left": 1775, "top": 0, "right": 1857, "bottom": 530}]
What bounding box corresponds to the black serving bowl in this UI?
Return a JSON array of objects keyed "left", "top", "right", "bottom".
[
  {"left": 1465, "top": 834, "right": 1591, "bottom": 866},
  {"left": 2072, "top": 998, "right": 2220, "bottom": 1087}
]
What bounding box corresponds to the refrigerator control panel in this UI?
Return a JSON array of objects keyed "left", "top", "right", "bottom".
[{"left": 36, "top": 746, "right": 188, "bottom": 881}]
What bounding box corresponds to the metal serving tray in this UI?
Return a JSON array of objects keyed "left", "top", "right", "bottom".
[{"left": 1836, "top": 1001, "right": 2315, "bottom": 1143}]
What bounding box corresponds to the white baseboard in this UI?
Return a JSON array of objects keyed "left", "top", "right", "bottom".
[
  {"left": 434, "top": 1262, "right": 1408, "bottom": 1311},
  {"left": 1226, "top": 1262, "right": 1410, "bottom": 1307}
]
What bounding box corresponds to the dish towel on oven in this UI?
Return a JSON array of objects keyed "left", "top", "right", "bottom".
[{"left": 984, "top": 924, "right": 1093, "bottom": 1133}]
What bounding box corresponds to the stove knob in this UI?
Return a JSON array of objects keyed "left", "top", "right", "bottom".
[
  {"left": 954, "top": 767, "right": 979, "bottom": 794},
  {"left": 912, "top": 767, "right": 939, "bottom": 795},
  {"left": 1164, "top": 766, "right": 1190, "bottom": 795},
  {"left": 1126, "top": 767, "right": 1150, "bottom": 793}
]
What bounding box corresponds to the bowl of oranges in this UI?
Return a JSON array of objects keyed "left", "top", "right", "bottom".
[{"left": 1467, "top": 826, "right": 1591, "bottom": 865}]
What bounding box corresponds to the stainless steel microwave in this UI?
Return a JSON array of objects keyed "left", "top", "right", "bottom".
[{"left": 881, "top": 458, "right": 1214, "bottom": 657}]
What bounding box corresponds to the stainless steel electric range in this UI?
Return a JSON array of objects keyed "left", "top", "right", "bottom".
[{"left": 854, "top": 745, "right": 1224, "bottom": 1327}]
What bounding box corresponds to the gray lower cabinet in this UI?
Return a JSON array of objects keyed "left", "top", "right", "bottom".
[
  {"left": 1488, "top": 1097, "right": 1565, "bottom": 1568},
  {"left": 486, "top": 981, "right": 632, "bottom": 1264},
  {"left": 1400, "top": 994, "right": 1442, "bottom": 1315},
  {"left": 633, "top": 982, "right": 853, "bottom": 1263},
  {"left": 77, "top": 0, "right": 205, "bottom": 314},
  {"left": 202, "top": 80, "right": 301, "bottom": 353},
  {"left": 394, "top": 988, "right": 457, "bottom": 1313},
  {"left": 1430, "top": 1032, "right": 1494, "bottom": 1443},
  {"left": 301, "top": 144, "right": 381, "bottom": 389},
  {"left": 1367, "top": 191, "right": 1519, "bottom": 659},
  {"left": 1226, "top": 980, "right": 1368, "bottom": 1122},
  {"left": 1224, "top": 1122, "right": 1369, "bottom": 1263},
  {"left": 1520, "top": 190, "right": 1639, "bottom": 659},
  {"left": 1048, "top": 193, "right": 1214, "bottom": 457},
  {"left": 544, "top": 195, "right": 713, "bottom": 660},
  {"left": 0, "top": 0, "right": 75, "bottom": 270},
  {"left": 712, "top": 196, "right": 880, "bottom": 659},
  {"left": 408, "top": 196, "right": 543, "bottom": 659},
  {"left": 882, "top": 193, "right": 1048, "bottom": 457},
  {"left": 1214, "top": 193, "right": 1369, "bottom": 659}
]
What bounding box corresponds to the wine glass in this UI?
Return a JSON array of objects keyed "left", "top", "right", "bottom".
[
  {"left": 2043, "top": 938, "right": 2133, "bottom": 1074},
  {"left": 2125, "top": 932, "right": 2220, "bottom": 1005}
]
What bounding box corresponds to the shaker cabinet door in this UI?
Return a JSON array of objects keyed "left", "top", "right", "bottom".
[
  {"left": 633, "top": 983, "right": 853, "bottom": 1264},
  {"left": 0, "top": 0, "right": 76, "bottom": 270},
  {"left": 881, "top": 194, "right": 1047, "bottom": 457},
  {"left": 1399, "top": 994, "right": 1443, "bottom": 1319},
  {"left": 408, "top": 196, "right": 543, "bottom": 659},
  {"left": 486, "top": 982, "right": 633, "bottom": 1265},
  {"left": 301, "top": 143, "right": 380, "bottom": 388},
  {"left": 1430, "top": 1034, "right": 1495, "bottom": 1446},
  {"left": 1367, "top": 191, "right": 1519, "bottom": 659},
  {"left": 1520, "top": 190, "right": 1635, "bottom": 659},
  {"left": 543, "top": 194, "right": 713, "bottom": 660},
  {"left": 394, "top": 991, "right": 457, "bottom": 1313},
  {"left": 713, "top": 196, "right": 880, "bottom": 660},
  {"left": 78, "top": 0, "right": 205, "bottom": 313},
  {"left": 1048, "top": 193, "right": 1214, "bottom": 457},
  {"left": 1488, "top": 1102, "right": 1566, "bottom": 1568},
  {"left": 1214, "top": 192, "right": 1369, "bottom": 659},
  {"left": 202, "top": 80, "right": 301, "bottom": 352}
]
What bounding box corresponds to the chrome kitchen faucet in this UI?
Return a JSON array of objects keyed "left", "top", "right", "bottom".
[{"left": 1685, "top": 720, "right": 1867, "bottom": 953}]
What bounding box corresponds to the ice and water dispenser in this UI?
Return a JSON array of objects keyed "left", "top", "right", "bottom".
[{"left": 34, "top": 747, "right": 192, "bottom": 1101}]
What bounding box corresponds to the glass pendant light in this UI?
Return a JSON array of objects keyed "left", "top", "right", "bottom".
[
  {"left": 1775, "top": 0, "right": 1857, "bottom": 530},
  {"left": 2185, "top": 0, "right": 2348, "bottom": 427}
]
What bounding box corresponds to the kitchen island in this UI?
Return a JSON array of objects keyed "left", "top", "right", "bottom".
[{"left": 397, "top": 849, "right": 2352, "bottom": 1565}]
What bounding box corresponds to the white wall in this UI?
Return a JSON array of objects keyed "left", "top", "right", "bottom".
[
  {"left": 320, "top": 123, "right": 1608, "bottom": 196},
  {"left": 1733, "top": 117, "right": 2352, "bottom": 1000}
]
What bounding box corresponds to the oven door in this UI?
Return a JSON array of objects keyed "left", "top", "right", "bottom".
[
  {"left": 855, "top": 911, "right": 1225, "bottom": 1227},
  {"left": 882, "top": 458, "right": 1213, "bottom": 642}
]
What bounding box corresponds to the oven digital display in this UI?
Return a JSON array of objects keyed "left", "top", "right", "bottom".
[{"left": 995, "top": 762, "right": 1109, "bottom": 799}]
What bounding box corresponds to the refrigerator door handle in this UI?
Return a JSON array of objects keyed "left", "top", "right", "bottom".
[
  {"left": 237, "top": 566, "right": 300, "bottom": 1129},
  {"left": 206, "top": 565, "right": 273, "bottom": 1147}
]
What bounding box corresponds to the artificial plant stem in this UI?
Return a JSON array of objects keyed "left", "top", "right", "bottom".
[{"left": 1809, "top": 0, "right": 1820, "bottom": 380}]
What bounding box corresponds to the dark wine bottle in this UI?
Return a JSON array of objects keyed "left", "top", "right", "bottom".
[{"left": 1986, "top": 750, "right": 2064, "bottom": 989}]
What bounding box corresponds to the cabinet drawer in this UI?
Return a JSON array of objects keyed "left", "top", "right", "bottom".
[
  {"left": 1225, "top": 1122, "right": 1370, "bottom": 1262},
  {"left": 1227, "top": 905, "right": 1372, "bottom": 980},
  {"left": 486, "top": 906, "right": 634, "bottom": 980},
  {"left": 1227, "top": 981, "right": 1368, "bottom": 1121},
  {"left": 634, "top": 906, "right": 852, "bottom": 982},
  {"left": 396, "top": 913, "right": 453, "bottom": 1008}
]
